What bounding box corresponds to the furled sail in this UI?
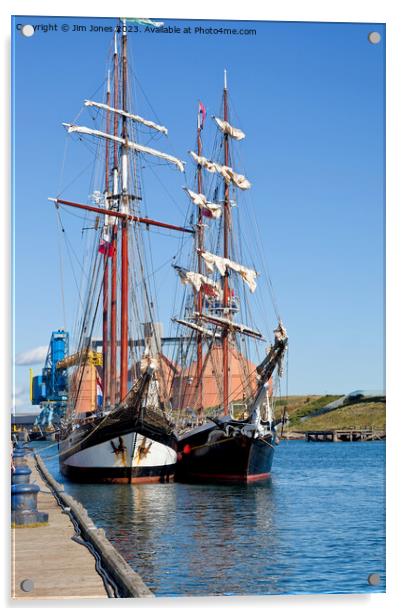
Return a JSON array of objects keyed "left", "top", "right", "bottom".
[
  {"left": 63, "top": 124, "right": 185, "bottom": 172},
  {"left": 173, "top": 318, "right": 220, "bottom": 338},
  {"left": 183, "top": 187, "right": 222, "bottom": 219},
  {"left": 195, "top": 313, "right": 264, "bottom": 340},
  {"left": 189, "top": 151, "right": 251, "bottom": 190},
  {"left": 200, "top": 250, "right": 257, "bottom": 293},
  {"left": 175, "top": 267, "right": 223, "bottom": 299},
  {"left": 84, "top": 100, "right": 168, "bottom": 135},
  {"left": 214, "top": 117, "right": 245, "bottom": 141}
]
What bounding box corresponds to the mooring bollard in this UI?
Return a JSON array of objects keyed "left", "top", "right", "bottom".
[
  {"left": 12, "top": 449, "right": 27, "bottom": 468},
  {"left": 11, "top": 484, "right": 48, "bottom": 527},
  {"left": 12, "top": 465, "right": 32, "bottom": 485}
]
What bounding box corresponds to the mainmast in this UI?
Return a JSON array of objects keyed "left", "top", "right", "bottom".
[
  {"left": 102, "top": 71, "right": 111, "bottom": 410},
  {"left": 222, "top": 69, "right": 230, "bottom": 416},
  {"left": 110, "top": 32, "right": 119, "bottom": 407},
  {"left": 196, "top": 105, "right": 204, "bottom": 419},
  {"left": 120, "top": 22, "right": 129, "bottom": 401}
]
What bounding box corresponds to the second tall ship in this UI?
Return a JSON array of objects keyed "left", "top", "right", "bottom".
[{"left": 171, "top": 72, "right": 288, "bottom": 483}]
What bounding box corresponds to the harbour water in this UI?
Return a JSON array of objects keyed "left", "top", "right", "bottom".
[{"left": 37, "top": 440, "right": 385, "bottom": 597}]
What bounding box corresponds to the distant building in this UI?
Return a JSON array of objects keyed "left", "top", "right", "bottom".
[{"left": 170, "top": 344, "right": 258, "bottom": 411}]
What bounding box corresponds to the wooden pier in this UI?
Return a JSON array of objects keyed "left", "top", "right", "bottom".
[
  {"left": 12, "top": 455, "right": 108, "bottom": 599},
  {"left": 11, "top": 452, "right": 154, "bottom": 600},
  {"left": 304, "top": 429, "right": 385, "bottom": 442}
]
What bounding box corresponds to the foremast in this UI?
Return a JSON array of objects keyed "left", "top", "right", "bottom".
[
  {"left": 196, "top": 104, "right": 205, "bottom": 420},
  {"left": 120, "top": 23, "right": 129, "bottom": 401},
  {"left": 222, "top": 70, "right": 230, "bottom": 416},
  {"left": 110, "top": 32, "right": 119, "bottom": 408},
  {"left": 102, "top": 71, "right": 111, "bottom": 410}
]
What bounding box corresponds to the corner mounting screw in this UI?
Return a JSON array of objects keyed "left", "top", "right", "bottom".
[
  {"left": 368, "top": 573, "right": 380, "bottom": 586},
  {"left": 20, "top": 578, "right": 34, "bottom": 593},
  {"left": 368, "top": 32, "right": 381, "bottom": 44}
]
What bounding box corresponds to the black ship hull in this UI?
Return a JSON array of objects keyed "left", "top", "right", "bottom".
[
  {"left": 175, "top": 420, "right": 276, "bottom": 484},
  {"left": 59, "top": 402, "right": 177, "bottom": 484}
]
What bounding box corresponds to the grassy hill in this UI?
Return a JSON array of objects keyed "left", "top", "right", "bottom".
[
  {"left": 174, "top": 393, "right": 386, "bottom": 433},
  {"left": 291, "top": 401, "right": 386, "bottom": 431},
  {"left": 273, "top": 395, "right": 386, "bottom": 432},
  {"left": 273, "top": 395, "right": 341, "bottom": 426}
]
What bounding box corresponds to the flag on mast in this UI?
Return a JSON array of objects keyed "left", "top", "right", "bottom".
[
  {"left": 96, "top": 373, "right": 103, "bottom": 409},
  {"left": 198, "top": 101, "right": 206, "bottom": 129},
  {"left": 98, "top": 238, "right": 115, "bottom": 257},
  {"left": 124, "top": 17, "right": 164, "bottom": 28}
]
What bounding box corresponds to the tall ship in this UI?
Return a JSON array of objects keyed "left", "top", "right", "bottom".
[
  {"left": 51, "top": 20, "right": 191, "bottom": 483},
  {"left": 169, "top": 73, "right": 288, "bottom": 483}
]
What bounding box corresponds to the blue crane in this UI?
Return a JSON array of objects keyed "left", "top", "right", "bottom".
[{"left": 31, "top": 330, "right": 69, "bottom": 434}]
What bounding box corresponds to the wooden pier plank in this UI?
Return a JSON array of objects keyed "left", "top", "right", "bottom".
[{"left": 11, "top": 459, "right": 108, "bottom": 600}]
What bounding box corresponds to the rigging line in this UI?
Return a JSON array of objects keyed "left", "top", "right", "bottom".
[
  {"left": 251, "top": 205, "right": 281, "bottom": 321},
  {"left": 167, "top": 240, "right": 193, "bottom": 342},
  {"left": 56, "top": 204, "right": 100, "bottom": 223},
  {"left": 235, "top": 219, "right": 273, "bottom": 342},
  {"left": 237, "top": 336, "right": 254, "bottom": 400},
  {"left": 66, "top": 131, "right": 107, "bottom": 164},
  {"left": 56, "top": 209, "right": 93, "bottom": 282},
  {"left": 142, "top": 227, "right": 193, "bottom": 241},
  {"left": 54, "top": 208, "right": 67, "bottom": 331},
  {"left": 175, "top": 329, "right": 196, "bottom": 412},
  {"left": 79, "top": 225, "right": 102, "bottom": 321},
  {"left": 57, "top": 131, "right": 70, "bottom": 198},
  {"left": 55, "top": 208, "right": 86, "bottom": 313},
  {"left": 128, "top": 238, "right": 155, "bottom": 361},
  {"left": 225, "top": 359, "right": 271, "bottom": 408},
  {"left": 71, "top": 78, "right": 109, "bottom": 126},
  {"left": 146, "top": 163, "right": 187, "bottom": 218},
  {"left": 203, "top": 338, "right": 261, "bottom": 410},
  {"left": 74, "top": 258, "right": 101, "bottom": 366},
  {"left": 56, "top": 160, "right": 97, "bottom": 200},
  {"left": 188, "top": 326, "right": 218, "bottom": 410},
  {"left": 129, "top": 66, "right": 184, "bottom": 167},
  {"left": 71, "top": 210, "right": 99, "bottom": 348},
  {"left": 74, "top": 236, "right": 103, "bottom": 364},
  {"left": 132, "top": 73, "right": 165, "bottom": 127},
  {"left": 225, "top": 139, "right": 281, "bottom": 322},
  {"left": 209, "top": 343, "right": 224, "bottom": 405},
  {"left": 234, "top": 216, "right": 262, "bottom": 346},
  {"left": 71, "top": 257, "right": 104, "bottom": 414}
]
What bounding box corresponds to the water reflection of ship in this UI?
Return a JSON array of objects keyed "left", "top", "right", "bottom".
[
  {"left": 181, "top": 484, "right": 282, "bottom": 595},
  {"left": 102, "top": 483, "right": 179, "bottom": 592}
]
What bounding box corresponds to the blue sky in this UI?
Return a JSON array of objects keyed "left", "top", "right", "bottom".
[{"left": 12, "top": 16, "right": 385, "bottom": 410}]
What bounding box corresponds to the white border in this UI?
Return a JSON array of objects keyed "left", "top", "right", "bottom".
[{"left": 2, "top": 1, "right": 400, "bottom": 614}]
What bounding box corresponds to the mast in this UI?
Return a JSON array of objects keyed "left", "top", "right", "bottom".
[
  {"left": 196, "top": 105, "right": 204, "bottom": 419},
  {"left": 120, "top": 20, "right": 129, "bottom": 401},
  {"left": 222, "top": 69, "right": 230, "bottom": 416},
  {"left": 102, "top": 71, "right": 111, "bottom": 410},
  {"left": 110, "top": 32, "right": 119, "bottom": 407}
]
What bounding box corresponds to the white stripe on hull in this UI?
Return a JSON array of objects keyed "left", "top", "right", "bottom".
[{"left": 60, "top": 431, "right": 176, "bottom": 469}]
